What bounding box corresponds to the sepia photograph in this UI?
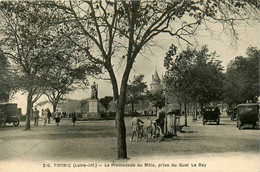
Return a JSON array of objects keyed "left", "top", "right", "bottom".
[{"left": 0, "top": 1, "right": 259, "bottom": 172}]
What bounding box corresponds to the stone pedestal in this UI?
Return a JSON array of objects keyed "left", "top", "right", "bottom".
[{"left": 86, "top": 99, "right": 100, "bottom": 119}]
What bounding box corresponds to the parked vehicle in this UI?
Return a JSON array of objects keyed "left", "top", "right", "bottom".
[
  {"left": 202, "top": 106, "right": 220, "bottom": 125},
  {"left": 0, "top": 102, "right": 20, "bottom": 127},
  {"left": 236, "top": 103, "right": 259, "bottom": 130}
]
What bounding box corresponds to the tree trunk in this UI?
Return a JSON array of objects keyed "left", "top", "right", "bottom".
[
  {"left": 115, "top": 55, "right": 135, "bottom": 159},
  {"left": 131, "top": 102, "right": 134, "bottom": 113},
  {"left": 194, "top": 102, "right": 197, "bottom": 120},
  {"left": 116, "top": 77, "right": 131, "bottom": 159},
  {"left": 179, "top": 103, "right": 182, "bottom": 112},
  {"left": 200, "top": 103, "right": 204, "bottom": 118},
  {"left": 25, "top": 90, "right": 33, "bottom": 131},
  {"left": 105, "top": 61, "right": 119, "bottom": 100},
  {"left": 184, "top": 99, "right": 187, "bottom": 126},
  {"left": 116, "top": 100, "right": 127, "bottom": 159},
  {"left": 52, "top": 101, "right": 58, "bottom": 113}
]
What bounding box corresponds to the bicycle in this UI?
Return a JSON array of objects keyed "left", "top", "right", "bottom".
[
  {"left": 131, "top": 124, "right": 146, "bottom": 142},
  {"left": 137, "top": 124, "right": 146, "bottom": 142},
  {"left": 146, "top": 117, "right": 164, "bottom": 142}
]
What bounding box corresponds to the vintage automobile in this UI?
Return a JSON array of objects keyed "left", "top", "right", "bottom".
[
  {"left": 236, "top": 103, "right": 259, "bottom": 130},
  {"left": 0, "top": 102, "right": 20, "bottom": 127},
  {"left": 202, "top": 106, "right": 220, "bottom": 125}
]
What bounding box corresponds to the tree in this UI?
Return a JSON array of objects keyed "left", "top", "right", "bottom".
[
  {"left": 164, "top": 45, "right": 196, "bottom": 126},
  {"left": 43, "top": 53, "right": 100, "bottom": 113},
  {"left": 147, "top": 90, "right": 165, "bottom": 114},
  {"left": 224, "top": 46, "right": 259, "bottom": 105},
  {"left": 0, "top": 2, "right": 73, "bottom": 130},
  {"left": 43, "top": 0, "right": 259, "bottom": 159},
  {"left": 126, "top": 75, "right": 147, "bottom": 112},
  {"left": 0, "top": 49, "right": 16, "bottom": 102},
  {"left": 188, "top": 47, "right": 224, "bottom": 112},
  {"left": 165, "top": 45, "right": 224, "bottom": 117},
  {"left": 100, "top": 96, "right": 113, "bottom": 114}
]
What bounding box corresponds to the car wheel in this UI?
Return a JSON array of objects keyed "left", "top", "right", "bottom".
[
  {"left": 13, "top": 120, "right": 19, "bottom": 127},
  {"left": 238, "top": 123, "right": 242, "bottom": 130},
  {"left": 0, "top": 118, "right": 6, "bottom": 127}
]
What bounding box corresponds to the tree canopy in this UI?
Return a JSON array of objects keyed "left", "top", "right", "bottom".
[
  {"left": 126, "top": 75, "right": 147, "bottom": 112},
  {"left": 165, "top": 45, "right": 224, "bottom": 111},
  {"left": 0, "top": 49, "right": 15, "bottom": 102},
  {"left": 100, "top": 96, "right": 113, "bottom": 113},
  {"left": 224, "top": 46, "right": 259, "bottom": 106}
]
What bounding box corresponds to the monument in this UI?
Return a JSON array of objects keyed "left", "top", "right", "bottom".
[{"left": 86, "top": 82, "right": 100, "bottom": 119}]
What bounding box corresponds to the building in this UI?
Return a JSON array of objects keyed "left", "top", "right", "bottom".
[{"left": 150, "top": 70, "right": 163, "bottom": 93}]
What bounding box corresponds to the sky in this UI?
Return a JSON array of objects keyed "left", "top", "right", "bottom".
[{"left": 11, "top": 20, "right": 260, "bottom": 114}]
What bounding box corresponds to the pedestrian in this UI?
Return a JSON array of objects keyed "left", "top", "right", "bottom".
[
  {"left": 47, "top": 108, "right": 51, "bottom": 124},
  {"left": 130, "top": 113, "right": 144, "bottom": 142},
  {"left": 43, "top": 109, "right": 48, "bottom": 126},
  {"left": 71, "top": 112, "right": 77, "bottom": 126},
  {"left": 54, "top": 109, "right": 61, "bottom": 126},
  {"left": 33, "top": 107, "right": 39, "bottom": 126},
  {"left": 155, "top": 106, "right": 165, "bottom": 135},
  {"left": 181, "top": 110, "right": 184, "bottom": 117}
]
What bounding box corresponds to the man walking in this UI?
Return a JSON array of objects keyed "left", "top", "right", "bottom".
[
  {"left": 33, "top": 107, "right": 39, "bottom": 126},
  {"left": 47, "top": 108, "right": 51, "bottom": 124},
  {"left": 54, "top": 109, "right": 61, "bottom": 126},
  {"left": 155, "top": 106, "right": 165, "bottom": 134},
  {"left": 43, "top": 109, "right": 48, "bottom": 126}
]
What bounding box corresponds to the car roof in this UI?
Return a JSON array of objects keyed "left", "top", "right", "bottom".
[
  {"left": 205, "top": 106, "right": 218, "bottom": 108},
  {"left": 237, "top": 103, "right": 259, "bottom": 107},
  {"left": 0, "top": 102, "right": 17, "bottom": 105}
]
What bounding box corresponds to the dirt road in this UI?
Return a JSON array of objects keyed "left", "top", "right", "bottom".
[{"left": 0, "top": 116, "right": 259, "bottom": 171}]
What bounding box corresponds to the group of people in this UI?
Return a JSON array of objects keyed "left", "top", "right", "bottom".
[
  {"left": 33, "top": 107, "right": 52, "bottom": 126},
  {"left": 33, "top": 108, "right": 77, "bottom": 126},
  {"left": 130, "top": 107, "right": 166, "bottom": 142}
]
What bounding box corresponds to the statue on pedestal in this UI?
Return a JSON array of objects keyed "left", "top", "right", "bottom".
[{"left": 91, "top": 82, "right": 98, "bottom": 99}]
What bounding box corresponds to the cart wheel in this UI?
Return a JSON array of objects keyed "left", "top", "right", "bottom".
[
  {"left": 146, "top": 127, "right": 152, "bottom": 142},
  {"left": 13, "top": 120, "right": 19, "bottom": 127},
  {"left": 0, "top": 118, "right": 5, "bottom": 127}
]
